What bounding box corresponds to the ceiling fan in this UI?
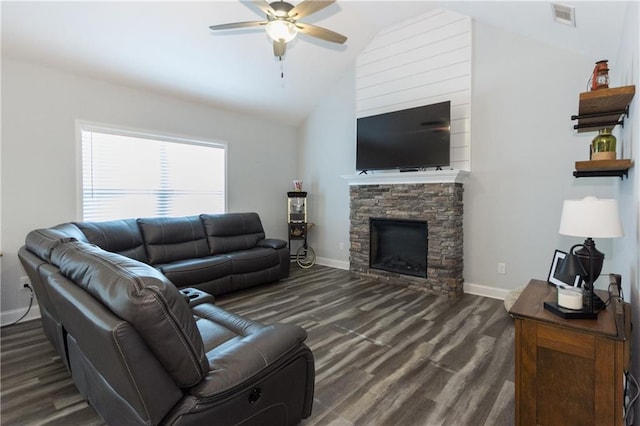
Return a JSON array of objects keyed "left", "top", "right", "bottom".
[{"left": 209, "top": 0, "right": 347, "bottom": 58}]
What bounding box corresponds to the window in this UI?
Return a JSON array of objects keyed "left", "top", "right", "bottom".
[{"left": 80, "top": 124, "right": 226, "bottom": 222}]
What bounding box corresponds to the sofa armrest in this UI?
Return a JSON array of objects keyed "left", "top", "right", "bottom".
[
  {"left": 256, "top": 238, "right": 287, "bottom": 250},
  {"left": 188, "top": 322, "right": 308, "bottom": 398},
  {"left": 179, "top": 288, "right": 215, "bottom": 307}
]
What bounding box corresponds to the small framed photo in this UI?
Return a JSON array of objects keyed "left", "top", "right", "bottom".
[{"left": 547, "top": 249, "right": 582, "bottom": 288}]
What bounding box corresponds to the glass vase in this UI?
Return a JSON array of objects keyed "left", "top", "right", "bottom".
[{"left": 591, "top": 128, "right": 616, "bottom": 161}]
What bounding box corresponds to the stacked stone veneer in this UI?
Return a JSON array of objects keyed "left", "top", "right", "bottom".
[{"left": 350, "top": 183, "right": 464, "bottom": 297}]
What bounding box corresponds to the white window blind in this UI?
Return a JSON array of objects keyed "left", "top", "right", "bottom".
[{"left": 81, "top": 127, "right": 226, "bottom": 222}]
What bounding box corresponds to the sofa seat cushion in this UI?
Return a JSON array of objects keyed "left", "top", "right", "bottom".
[
  {"left": 201, "top": 213, "right": 266, "bottom": 255},
  {"left": 189, "top": 303, "right": 308, "bottom": 397},
  {"left": 156, "top": 256, "right": 232, "bottom": 288},
  {"left": 227, "top": 248, "right": 280, "bottom": 275},
  {"left": 74, "top": 219, "right": 148, "bottom": 263},
  {"left": 138, "top": 216, "right": 209, "bottom": 265},
  {"left": 50, "top": 241, "right": 209, "bottom": 388}
]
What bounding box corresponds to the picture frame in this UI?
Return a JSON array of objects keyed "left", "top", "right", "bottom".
[{"left": 547, "top": 249, "right": 582, "bottom": 288}]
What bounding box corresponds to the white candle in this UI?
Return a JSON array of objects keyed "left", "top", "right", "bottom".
[{"left": 557, "top": 287, "right": 584, "bottom": 310}]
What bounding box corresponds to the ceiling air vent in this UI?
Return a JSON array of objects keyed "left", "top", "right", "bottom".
[{"left": 551, "top": 3, "right": 576, "bottom": 27}]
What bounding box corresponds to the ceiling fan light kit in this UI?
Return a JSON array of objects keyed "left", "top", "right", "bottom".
[
  {"left": 209, "top": 0, "right": 347, "bottom": 59},
  {"left": 266, "top": 20, "right": 297, "bottom": 43}
]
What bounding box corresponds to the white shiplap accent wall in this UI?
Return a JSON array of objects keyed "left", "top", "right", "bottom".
[{"left": 356, "top": 9, "right": 472, "bottom": 171}]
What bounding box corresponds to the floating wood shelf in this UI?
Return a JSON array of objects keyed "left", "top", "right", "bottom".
[
  {"left": 574, "top": 159, "right": 633, "bottom": 179},
  {"left": 572, "top": 85, "right": 635, "bottom": 132}
]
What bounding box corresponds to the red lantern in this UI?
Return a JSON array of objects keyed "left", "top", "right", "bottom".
[{"left": 590, "top": 60, "right": 609, "bottom": 91}]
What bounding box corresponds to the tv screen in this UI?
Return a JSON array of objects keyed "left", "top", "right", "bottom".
[{"left": 356, "top": 101, "right": 451, "bottom": 172}]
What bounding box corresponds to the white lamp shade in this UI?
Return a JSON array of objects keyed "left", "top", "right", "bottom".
[
  {"left": 559, "top": 196, "right": 624, "bottom": 238},
  {"left": 266, "top": 20, "right": 297, "bottom": 43}
]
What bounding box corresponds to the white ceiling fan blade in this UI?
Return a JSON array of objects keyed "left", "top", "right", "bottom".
[
  {"left": 209, "top": 21, "right": 267, "bottom": 31},
  {"left": 295, "top": 22, "right": 347, "bottom": 44},
  {"left": 289, "top": 0, "right": 336, "bottom": 20},
  {"left": 251, "top": 0, "right": 277, "bottom": 17}
]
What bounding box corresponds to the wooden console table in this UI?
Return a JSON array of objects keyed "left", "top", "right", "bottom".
[{"left": 509, "top": 279, "right": 631, "bottom": 426}]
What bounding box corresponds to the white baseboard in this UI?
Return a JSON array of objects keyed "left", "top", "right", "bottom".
[
  {"left": 310, "top": 260, "right": 513, "bottom": 300},
  {"left": 464, "top": 282, "right": 512, "bottom": 300},
  {"left": 313, "top": 258, "right": 514, "bottom": 301},
  {"left": 1, "top": 305, "right": 41, "bottom": 327},
  {"left": 315, "top": 257, "right": 349, "bottom": 270}
]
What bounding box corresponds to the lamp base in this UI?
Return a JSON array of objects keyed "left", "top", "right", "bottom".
[
  {"left": 583, "top": 291, "right": 607, "bottom": 311},
  {"left": 576, "top": 238, "right": 604, "bottom": 283},
  {"left": 543, "top": 301, "right": 598, "bottom": 319}
]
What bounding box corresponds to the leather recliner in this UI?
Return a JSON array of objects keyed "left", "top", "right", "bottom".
[{"left": 18, "top": 226, "right": 314, "bottom": 425}]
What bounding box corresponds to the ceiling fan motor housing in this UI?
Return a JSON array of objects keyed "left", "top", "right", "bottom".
[{"left": 269, "top": 1, "right": 294, "bottom": 19}]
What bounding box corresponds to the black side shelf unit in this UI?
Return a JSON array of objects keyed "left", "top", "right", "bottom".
[
  {"left": 571, "top": 85, "right": 635, "bottom": 179},
  {"left": 573, "top": 169, "right": 629, "bottom": 180}
]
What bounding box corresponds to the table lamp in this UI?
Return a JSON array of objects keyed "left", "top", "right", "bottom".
[{"left": 544, "top": 196, "right": 623, "bottom": 319}]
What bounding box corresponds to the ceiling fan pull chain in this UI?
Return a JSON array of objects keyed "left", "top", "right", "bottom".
[{"left": 280, "top": 56, "right": 285, "bottom": 80}]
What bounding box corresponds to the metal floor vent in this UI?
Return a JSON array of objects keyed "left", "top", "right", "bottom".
[{"left": 551, "top": 3, "right": 576, "bottom": 27}]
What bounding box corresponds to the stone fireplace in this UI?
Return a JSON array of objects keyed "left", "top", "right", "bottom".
[{"left": 346, "top": 171, "right": 467, "bottom": 298}]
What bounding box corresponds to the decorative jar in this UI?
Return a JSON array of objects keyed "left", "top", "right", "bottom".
[{"left": 591, "top": 128, "right": 616, "bottom": 161}]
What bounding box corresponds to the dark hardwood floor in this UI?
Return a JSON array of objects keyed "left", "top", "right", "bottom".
[{"left": 1, "top": 265, "right": 515, "bottom": 425}]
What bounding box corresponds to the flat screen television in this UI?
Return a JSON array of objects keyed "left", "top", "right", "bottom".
[{"left": 356, "top": 101, "right": 451, "bottom": 172}]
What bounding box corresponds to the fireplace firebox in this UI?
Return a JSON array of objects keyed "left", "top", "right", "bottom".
[{"left": 369, "top": 218, "right": 428, "bottom": 278}]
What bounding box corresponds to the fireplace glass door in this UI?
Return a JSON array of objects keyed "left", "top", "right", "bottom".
[{"left": 369, "top": 218, "right": 428, "bottom": 278}]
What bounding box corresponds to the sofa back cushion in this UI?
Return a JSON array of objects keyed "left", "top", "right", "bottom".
[
  {"left": 46, "top": 271, "right": 182, "bottom": 424},
  {"left": 201, "top": 212, "right": 266, "bottom": 255},
  {"left": 50, "top": 241, "right": 209, "bottom": 388},
  {"left": 137, "top": 216, "right": 209, "bottom": 265},
  {"left": 25, "top": 227, "right": 79, "bottom": 263},
  {"left": 74, "top": 218, "right": 148, "bottom": 263}
]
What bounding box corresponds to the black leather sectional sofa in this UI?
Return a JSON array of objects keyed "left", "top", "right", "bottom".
[
  {"left": 38, "top": 213, "right": 290, "bottom": 295},
  {"left": 18, "top": 213, "right": 314, "bottom": 425},
  {"left": 53, "top": 212, "right": 291, "bottom": 295}
]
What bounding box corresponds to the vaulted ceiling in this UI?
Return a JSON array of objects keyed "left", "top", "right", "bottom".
[{"left": 1, "top": 1, "right": 629, "bottom": 126}]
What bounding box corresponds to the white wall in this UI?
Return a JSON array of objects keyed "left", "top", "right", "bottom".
[
  {"left": 611, "top": 0, "right": 639, "bottom": 393},
  {"left": 300, "top": 16, "right": 625, "bottom": 298},
  {"left": 1, "top": 59, "right": 298, "bottom": 324},
  {"left": 466, "top": 22, "right": 619, "bottom": 297},
  {"left": 297, "top": 66, "right": 356, "bottom": 269}
]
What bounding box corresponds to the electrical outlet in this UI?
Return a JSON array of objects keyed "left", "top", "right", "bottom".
[
  {"left": 339, "top": 242, "right": 345, "bottom": 251},
  {"left": 498, "top": 263, "right": 506, "bottom": 274},
  {"left": 19, "top": 276, "right": 30, "bottom": 289}
]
